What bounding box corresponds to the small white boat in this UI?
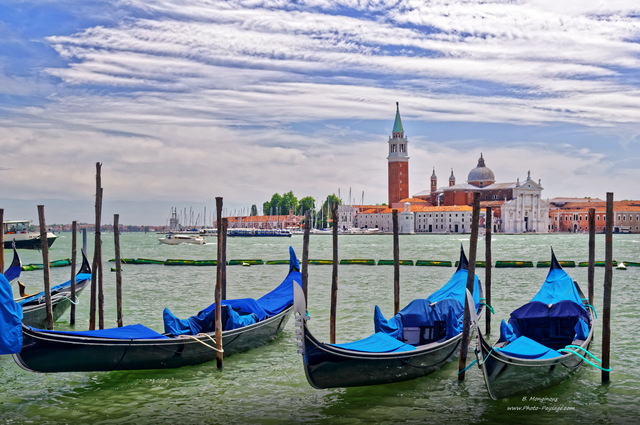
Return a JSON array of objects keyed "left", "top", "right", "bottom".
[
  {"left": 616, "top": 262, "right": 627, "bottom": 270},
  {"left": 158, "top": 233, "right": 206, "bottom": 245}
]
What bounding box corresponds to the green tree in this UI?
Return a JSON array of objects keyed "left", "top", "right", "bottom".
[
  {"left": 298, "top": 196, "right": 315, "bottom": 215},
  {"left": 250, "top": 205, "right": 258, "bottom": 216},
  {"left": 264, "top": 193, "right": 283, "bottom": 216},
  {"left": 281, "top": 191, "right": 298, "bottom": 215}
]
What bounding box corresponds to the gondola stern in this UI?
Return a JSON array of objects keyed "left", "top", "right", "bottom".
[
  {"left": 289, "top": 246, "right": 301, "bottom": 273},
  {"left": 549, "top": 247, "right": 563, "bottom": 271},
  {"left": 78, "top": 250, "right": 92, "bottom": 275},
  {"left": 3, "top": 243, "right": 22, "bottom": 282},
  {"left": 456, "top": 245, "right": 469, "bottom": 271}
]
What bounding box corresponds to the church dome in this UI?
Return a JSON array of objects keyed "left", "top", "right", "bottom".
[{"left": 467, "top": 153, "right": 495, "bottom": 187}]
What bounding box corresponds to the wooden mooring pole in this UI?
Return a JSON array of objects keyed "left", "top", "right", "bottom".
[
  {"left": 302, "top": 210, "right": 311, "bottom": 300},
  {"left": 458, "top": 192, "right": 480, "bottom": 381},
  {"left": 90, "top": 162, "right": 103, "bottom": 330},
  {"left": 392, "top": 209, "right": 400, "bottom": 314},
  {"left": 114, "top": 214, "right": 124, "bottom": 327},
  {"left": 484, "top": 206, "right": 492, "bottom": 336},
  {"left": 215, "top": 197, "right": 225, "bottom": 370},
  {"left": 330, "top": 202, "right": 339, "bottom": 344},
  {"left": 70, "top": 221, "right": 78, "bottom": 326},
  {"left": 37, "top": 205, "right": 54, "bottom": 330},
  {"left": 602, "top": 193, "right": 613, "bottom": 383},
  {"left": 588, "top": 208, "right": 596, "bottom": 306}
]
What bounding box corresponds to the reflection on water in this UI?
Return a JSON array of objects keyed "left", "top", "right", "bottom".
[{"left": 1, "top": 233, "right": 638, "bottom": 424}]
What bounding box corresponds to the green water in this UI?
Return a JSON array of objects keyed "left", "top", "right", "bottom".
[{"left": 1, "top": 233, "right": 638, "bottom": 424}]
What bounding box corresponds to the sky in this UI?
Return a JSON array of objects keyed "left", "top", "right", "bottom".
[{"left": 1, "top": 0, "right": 639, "bottom": 226}]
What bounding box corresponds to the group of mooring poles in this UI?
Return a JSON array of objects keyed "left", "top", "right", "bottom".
[
  {"left": 0, "top": 166, "right": 229, "bottom": 372},
  {"left": 320, "top": 202, "right": 405, "bottom": 345}
]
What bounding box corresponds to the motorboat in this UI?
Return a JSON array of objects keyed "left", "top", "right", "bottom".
[
  {"left": 158, "top": 233, "right": 206, "bottom": 245},
  {"left": 3, "top": 220, "right": 57, "bottom": 249}
]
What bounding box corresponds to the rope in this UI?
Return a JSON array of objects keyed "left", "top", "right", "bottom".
[
  {"left": 558, "top": 348, "right": 610, "bottom": 372},
  {"left": 61, "top": 295, "right": 80, "bottom": 305},
  {"left": 182, "top": 333, "right": 224, "bottom": 353},
  {"left": 478, "top": 346, "right": 495, "bottom": 366},
  {"left": 580, "top": 299, "right": 598, "bottom": 318},
  {"left": 457, "top": 358, "right": 477, "bottom": 375},
  {"left": 480, "top": 303, "right": 495, "bottom": 314},
  {"left": 564, "top": 344, "right": 605, "bottom": 363}
]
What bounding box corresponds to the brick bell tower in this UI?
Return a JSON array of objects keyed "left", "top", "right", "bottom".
[{"left": 387, "top": 102, "right": 409, "bottom": 206}]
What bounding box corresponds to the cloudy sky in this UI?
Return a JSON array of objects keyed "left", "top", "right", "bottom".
[{"left": 1, "top": 0, "right": 639, "bottom": 225}]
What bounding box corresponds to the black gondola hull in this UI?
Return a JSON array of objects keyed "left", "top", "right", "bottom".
[
  {"left": 14, "top": 307, "right": 292, "bottom": 373},
  {"left": 474, "top": 309, "right": 594, "bottom": 399},
  {"left": 300, "top": 323, "right": 462, "bottom": 388},
  {"left": 21, "top": 279, "right": 89, "bottom": 328}
]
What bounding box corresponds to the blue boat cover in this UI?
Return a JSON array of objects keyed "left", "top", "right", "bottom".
[
  {"left": 331, "top": 332, "right": 416, "bottom": 353},
  {"left": 498, "top": 256, "right": 592, "bottom": 352},
  {"left": 163, "top": 247, "right": 302, "bottom": 336},
  {"left": 16, "top": 273, "right": 92, "bottom": 306},
  {"left": 0, "top": 274, "right": 23, "bottom": 354},
  {"left": 530, "top": 267, "right": 585, "bottom": 306},
  {"left": 373, "top": 268, "right": 481, "bottom": 343},
  {"left": 495, "top": 335, "right": 562, "bottom": 359},
  {"left": 30, "top": 323, "right": 170, "bottom": 340}
]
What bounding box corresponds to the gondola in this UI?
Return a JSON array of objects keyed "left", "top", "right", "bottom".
[
  {"left": 3, "top": 245, "right": 91, "bottom": 328},
  {"left": 1, "top": 247, "right": 301, "bottom": 373},
  {"left": 294, "top": 246, "right": 483, "bottom": 388},
  {"left": 471, "top": 249, "right": 598, "bottom": 399},
  {"left": 17, "top": 251, "right": 92, "bottom": 328}
]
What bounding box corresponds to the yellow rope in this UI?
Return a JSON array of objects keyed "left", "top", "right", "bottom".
[{"left": 182, "top": 333, "right": 224, "bottom": 353}]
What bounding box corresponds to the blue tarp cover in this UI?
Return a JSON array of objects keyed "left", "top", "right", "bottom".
[
  {"left": 0, "top": 274, "right": 23, "bottom": 354},
  {"left": 331, "top": 332, "right": 416, "bottom": 353},
  {"left": 163, "top": 247, "right": 302, "bottom": 336},
  {"left": 373, "top": 268, "right": 481, "bottom": 343},
  {"left": 495, "top": 335, "right": 562, "bottom": 359},
  {"left": 498, "top": 260, "right": 592, "bottom": 352},
  {"left": 507, "top": 300, "right": 591, "bottom": 349},
  {"left": 530, "top": 267, "right": 585, "bottom": 306},
  {"left": 31, "top": 323, "right": 170, "bottom": 340}
]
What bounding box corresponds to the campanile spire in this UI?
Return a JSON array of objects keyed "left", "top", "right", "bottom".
[{"left": 387, "top": 102, "right": 409, "bottom": 206}]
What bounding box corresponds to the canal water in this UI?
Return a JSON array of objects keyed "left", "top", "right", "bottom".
[{"left": 1, "top": 232, "right": 638, "bottom": 424}]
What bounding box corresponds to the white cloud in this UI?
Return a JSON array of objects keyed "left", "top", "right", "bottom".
[{"left": 1, "top": 0, "right": 639, "bottom": 224}]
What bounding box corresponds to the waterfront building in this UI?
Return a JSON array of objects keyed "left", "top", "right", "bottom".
[
  {"left": 356, "top": 201, "right": 481, "bottom": 234},
  {"left": 549, "top": 199, "right": 640, "bottom": 233},
  {"left": 413, "top": 154, "right": 550, "bottom": 233}
]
